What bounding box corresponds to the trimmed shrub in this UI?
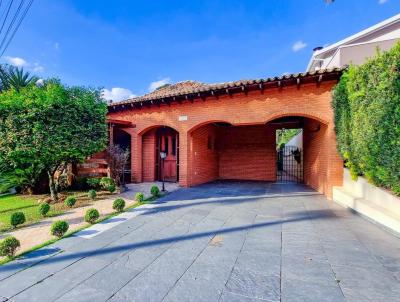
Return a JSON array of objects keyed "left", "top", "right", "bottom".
[
  {"left": 88, "top": 189, "right": 97, "bottom": 200},
  {"left": 50, "top": 220, "right": 69, "bottom": 238},
  {"left": 99, "top": 177, "right": 115, "bottom": 190},
  {"left": 135, "top": 192, "right": 144, "bottom": 203},
  {"left": 10, "top": 212, "right": 25, "bottom": 228},
  {"left": 150, "top": 185, "right": 160, "bottom": 197},
  {"left": 113, "top": 198, "right": 125, "bottom": 212},
  {"left": 85, "top": 208, "right": 99, "bottom": 224},
  {"left": 64, "top": 196, "right": 76, "bottom": 208},
  {"left": 87, "top": 177, "right": 101, "bottom": 188},
  {"left": 107, "top": 184, "right": 116, "bottom": 193},
  {"left": 332, "top": 42, "right": 400, "bottom": 195},
  {"left": 38, "top": 203, "right": 50, "bottom": 217},
  {"left": 0, "top": 236, "right": 20, "bottom": 257}
]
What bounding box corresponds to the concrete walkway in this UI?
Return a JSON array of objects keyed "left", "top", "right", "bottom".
[
  {"left": 0, "top": 181, "right": 399, "bottom": 302},
  {"left": 0, "top": 182, "right": 178, "bottom": 257}
]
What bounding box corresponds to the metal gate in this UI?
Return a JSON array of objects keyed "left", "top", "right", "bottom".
[{"left": 276, "top": 146, "right": 303, "bottom": 183}]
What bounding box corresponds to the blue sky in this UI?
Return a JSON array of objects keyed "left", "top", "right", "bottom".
[{"left": 2, "top": 0, "right": 399, "bottom": 101}]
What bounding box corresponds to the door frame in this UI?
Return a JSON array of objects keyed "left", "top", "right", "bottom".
[{"left": 155, "top": 127, "right": 179, "bottom": 182}]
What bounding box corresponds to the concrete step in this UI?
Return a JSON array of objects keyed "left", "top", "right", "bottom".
[{"left": 333, "top": 187, "right": 400, "bottom": 234}]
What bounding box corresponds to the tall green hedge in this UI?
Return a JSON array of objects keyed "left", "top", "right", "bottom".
[{"left": 332, "top": 42, "right": 400, "bottom": 195}]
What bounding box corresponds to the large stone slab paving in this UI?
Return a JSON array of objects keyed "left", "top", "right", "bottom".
[{"left": 0, "top": 181, "right": 399, "bottom": 302}]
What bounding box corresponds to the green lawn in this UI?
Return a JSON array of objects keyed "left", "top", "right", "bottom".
[{"left": 0, "top": 194, "right": 64, "bottom": 232}]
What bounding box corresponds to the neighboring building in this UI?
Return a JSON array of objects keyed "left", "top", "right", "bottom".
[
  {"left": 92, "top": 69, "right": 344, "bottom": 199},
  {"left": 307, "top": 13, "right": 400, "bottom": 71}
]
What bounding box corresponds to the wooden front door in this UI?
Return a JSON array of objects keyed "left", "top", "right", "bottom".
[{"left": 156, "top": 128, "right": 178, "bottom": 182}]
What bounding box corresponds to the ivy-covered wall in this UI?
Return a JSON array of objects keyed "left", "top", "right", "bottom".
[{"left": 332, "top": 42, "right": 400, "bottom": 195}]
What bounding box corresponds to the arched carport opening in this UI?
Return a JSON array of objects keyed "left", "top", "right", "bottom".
[
  {"left": 188, "top": 115, "right": 331, "bottom": 195},
  {"left": 141, "top": 126, "right": 179, "bottom": 183},
  {"left": 188, "top": 121, "right": 276, "bottom": 186},
  {"left": 266, "top": 115, "right": 329, "bottom": 193}
]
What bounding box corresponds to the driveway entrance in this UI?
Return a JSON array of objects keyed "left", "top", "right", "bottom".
[{"left": 0, "top": 181, "right": 399, "bottom": 301}]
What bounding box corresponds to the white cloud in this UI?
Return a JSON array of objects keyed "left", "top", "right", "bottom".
[
  {"left": 33, "top": 62, "right": 44, "bottom": 72},
  {"left": 3, "top": 56, "right": 45, "bottom": 73},
  {"left": 292, "top": 40, "right": 307, "bottom": 52},
  {"left": 4, "top": 56, "right": 28, "bottom": 67},
  {"left": 102, "top": 87, "right": 136, "bottom": 102},
  {"left": 54, "top": 42, "right": 60, "bottom": 50},
  {"left": 148, "top": 77, "right": 171, "bottom": 91},
  {"left": 378, "top": 0, "right": 388, "bottom": 4}
]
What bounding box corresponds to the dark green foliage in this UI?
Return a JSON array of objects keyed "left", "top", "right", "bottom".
[
  {"left": 0, "top": 236, "right": 20, "bottom": 257},
  {"left": 332, "top": 42, "right": 400, "bottom": 195},
  {"left": 113, "top": 198, "right": 125, "bottom": 212},
  {"left": 0, "top": 65, "right": 37, "bottom": 92},
  {"left": 85, "top": 208, "right": 99, "bottom": 224},
  {"left": 38, "top": 203, "right": 50, "bottom": 217},
  {"left": 86, "top": 177, "right": 101, "bottom": 189},
  {"left": 88, "top": 189, "right": 97, "bottom": 200},
  {"left": 107, "top": 184, "right": 116, "bottom": 193},
  {"left": 50, "top": 220, "right": 69, "bottom": 238},
  {"left": 99, "top": 177, "right": 115, "bottom": 190},
  {"left": 150, "top": 185, "right": 160, "bottom": 197},
  {"left": 10, "top": 211, "right": 25, "bottom": 228},
  {"left": 0, "top": 80, "right": 108, "bottom": 200},
  {"left": 135, "top": 192, "right": 144, "bottom": 203},
  {"left": 64, "top": 196, "right": 76, "bottom": 208}
]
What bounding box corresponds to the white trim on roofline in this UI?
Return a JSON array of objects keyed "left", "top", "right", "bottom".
[{"left": 307, "top": 13, "right": 400, "bottom": 71}]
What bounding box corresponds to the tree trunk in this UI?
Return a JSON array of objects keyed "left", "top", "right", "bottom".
[{"left": 47, "top": 170, "right": 58, "bottom": 202}]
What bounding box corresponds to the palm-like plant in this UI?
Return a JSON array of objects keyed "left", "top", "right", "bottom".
[{"left": 0, "top": 64, "right": 37, "bottom": 92}]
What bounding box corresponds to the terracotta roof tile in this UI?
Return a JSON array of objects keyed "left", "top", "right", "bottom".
[{"left": 109, "top": 68, "right": 343, "bottom": 108}]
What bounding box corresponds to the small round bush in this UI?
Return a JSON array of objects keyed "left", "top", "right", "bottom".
[
  {"left": 50, "top": 220, "right": 69, "bottom": 238},
  {"left": 108, "top": 184, "right": 116, "bottom": 193},
  {"left": 10, "top": 212, "right": 25, "bottom": 228},
  {"left": 150, "top": 185, "right": 160, "bottom": 197},
  {"left": 38, "top": 203, "right": 50, "bottom": 217},
  {"left": 99, "top": 177, "right": 115, "bottom": 190},
  {"left": 135, "top": 192, "right": 144, "bottom": 203},
  {"left": 64, "top": 196, "right": 76, "bottom": 208},
  {"left": 85, "top": 208, "right": 99, "bottom": 224},
  {"left": 0, "top": 236, "right": 20, "bottom": 258},
  {"left": 86, "top": 177, "right": 101, "bottom": 188},
  {"left": 113, "top": 198, "right": 125, "bottom": 212},
  {"left": 88, "top": 189, "right": 97, "bottom": 200}
]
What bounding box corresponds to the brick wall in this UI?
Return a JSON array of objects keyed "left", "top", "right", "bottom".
[
  {"left": 142, "top": 128, "right": 156, "bottom": 182},
  {"left": 218, "top": 125, "right": 276, "bottom": 181},
  {"left": 190, "top": 124, "right": 219, "bottom": 186}
]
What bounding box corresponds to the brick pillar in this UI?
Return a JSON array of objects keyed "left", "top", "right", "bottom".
[
  {"left": 326, "top": 123, "right": 343, "bottom": 199},
  {"left": 131, "top": 131, "right": 142, "bottom": 183},
  {"left": 178, "top": 131, "right": 189, "bottom": 187}
]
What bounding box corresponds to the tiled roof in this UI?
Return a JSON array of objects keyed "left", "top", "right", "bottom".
[{"left": 109, "top": 68, "right": 343, "bottom": 109}]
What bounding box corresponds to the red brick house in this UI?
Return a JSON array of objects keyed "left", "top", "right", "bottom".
[{"left": 83, "top": 68, "right": 344, "bottom": 199}]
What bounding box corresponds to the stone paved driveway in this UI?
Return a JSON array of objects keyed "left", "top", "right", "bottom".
[{"left": 0, "top": 181, "right": 399, "bottom": 302}]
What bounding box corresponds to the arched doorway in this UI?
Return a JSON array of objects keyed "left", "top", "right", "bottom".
[
  {"left": 141, "top": 126, "right": 179, "bottom": 183},
  {"left": 156, "top": 127, "right": 179, "bottom": 182}
]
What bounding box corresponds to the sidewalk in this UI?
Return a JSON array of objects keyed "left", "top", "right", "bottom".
[{"left": 0, "top": 182, "right": 179, "bottom": 258}]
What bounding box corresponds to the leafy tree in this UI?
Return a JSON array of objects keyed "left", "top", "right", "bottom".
[
  {"left": 0, "top": 65, "right": 37, "bottom": 92},
  {"left": 0, "top": 80, "right": 108, "bottom": 201}
]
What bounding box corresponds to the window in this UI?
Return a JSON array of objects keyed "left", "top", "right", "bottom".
[
  {"left": 172, "top": 136, "right": 176, "bottom": 156},
  {"left": 164, "top": 136, "right": 169, "bottom": 155}
]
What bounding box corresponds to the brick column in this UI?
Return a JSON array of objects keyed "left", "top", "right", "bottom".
[
  {"left": 178, "top": 131, "right": 189, "bottom": 187},
  {"left": 326, "top": 123, "right": 343, "bottom": 199},
  {"left": 131, "top": 131, "right": 142, "bottom": 183}
]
